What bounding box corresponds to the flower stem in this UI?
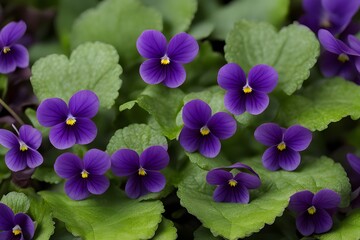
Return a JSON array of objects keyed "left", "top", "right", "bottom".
[{"left": 0, "top": 98, "right": 24, "bottom": 125}]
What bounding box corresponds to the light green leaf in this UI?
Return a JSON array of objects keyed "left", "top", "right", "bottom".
[
  {"left": 186, "top": 152, "right": 231, "bottom": 171},
  {"left": 40, "top": 188, "right": 164, "bottom": 240},
  {"left": 31, "top": 42, "right": 122, "bottom": 109},
  {"left": 225, "top": 21, "right": 319, "bottom": 95},
  {"left": 71, "top": 0, "right": 162, "bottom": 67},
  {"left": 119, "top": 100, "right": 138, "bottom": 112},
  {"left": 1, "top": 192, "right": 30, "bottom": 213},
  {"left": 183, "top": 86, "right": 226, "bottom": 113},
  {"left": 32, "top": 167, "right": 62, "bottom": 184},
  {"left": 152, "top": 218, "right": 177, "bottom": 240},
  {"left": 25, "top": 108, "right": 49, "bottom": 136},
  {"left": 177, "top": 156, "right": 350, "bottom": 240},
  {"left": 277, "top": 78, "right": 360, "bottom": 131},
  {"left": 194, "top": 226, "right": 221, "bottom": 240},
  {"left": 106, "top": 123, "right": 168, "bottom": 154},
  {"left": 141, "top": 0, "right": 197, "bottom": 35}
]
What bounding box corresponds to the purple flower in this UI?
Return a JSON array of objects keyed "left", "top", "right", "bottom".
[
  {"left": 206, "top": 163, "right": 261, "bottom": 203},
  {"left": 36, "top": 90, "right": 99, "bottom": 149},
  {"left": 288, "top": 189, "right": 340, "bottom": 236},
  {"left": 0, "top": 203, "right": 35, "bottom": 240},
  {"left": 299, "top": 0, "right": 360, "bottom": 35},
  {"left": 54, "top": 149, "right": 111, "bottom": 200},
  {"left": 111, "top": 146, "right": 169, "bottom": 199},
  {"left": 217, "top": 63, "right": 278, "bottom": 115},
  {"left": 0, "top": 21, "right": 29, "bottom": 74},
  {"left": 179, "top": 99, "right": 237, "bottom": 158},
  {"left": 254, "top": 123, "right": 312, "bottom": 171},
  {"left": 318, "top": 29, "right": 360, "bottom": 82},
  {"left": 347, "top": 153, "right": 360, "bottom": 175},
  {"left": 136, "top": 30, "right": 199, "bottom": 88},
  {"left": 0, "top": 124, "right": 42, "bottom": 172},
  {"left": 346, "top": 153, "right": 360, "bottom": 208}
]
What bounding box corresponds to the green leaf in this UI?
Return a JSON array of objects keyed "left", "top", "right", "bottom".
[
  {"left": 25, "top": 108, "right": 49, "bottom": 137},
  {"left": 119, "top": 100, "right": 138, "bottom": 112},
  {"left": 141, "top": 0, "right": 197, "bottom": 35},
  {"left": 40, "top": 188, "right": 164, "bottom": 240},
  {"left": 106, "top": 123, "right": 168, "bottom": 154},
  {"left": 177, "top": 156, "right": 350, "bottom": 240},
  {"left": 194, "top": 226, "right": 221, "bottom": 240},
  {"left": 31, "top": 42, "right": 122, "bottom": 109},
  {"left": 318, "top": 209, "right": 360, "bottom": 240},
  {"left": 187, "top": 152, "right": 231, "bottom": 171},
  {"left": 277, "top": 79, "right": 360, "bottom": 131},
  {"left": 152, "top": 218, "right": 177, "bottom": 240},
  {"left": 1, "top": 192, "right": 30, "bottom": 213},
  {"left": 71, "top": 0, "right": 162, "bottom": 67},
  {"left": 225, "top": 21, "right": 319, "bottom": 95},
  {"left": 183, "top": 86, "right": 226, "bottom": 113},
  {"left": 32, "top": 167, "right": 62, "bottom": 184}
]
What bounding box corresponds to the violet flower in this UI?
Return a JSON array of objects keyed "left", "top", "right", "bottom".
[
  {"left": 54, "top": 149, "right": 111, "bottom": 200},
  {"left": 288, "top": 189, "right": 340, "bottom": 236},
  {"left": 254, "top": 123, "right": 312, "bottom": 171},
  {"left": 217, "top": 63, "right": 278, "bottom": 115},
  {"left": 36, "top": 90, "right": 99, "bottom": 149},
  {"left": 136, "top": 30, "right": 199, "bottom": 88},
  {"left": 0, "top": 124, "right": 42, "bottom": 172},
  {"left": 346, "top": 153, "right": 360, "bottom": 208},
  {"left": 299, "top": 0, "right": 360, "bottom": 35},
  {"left": 179, "top": 99, "right": 237, "bottom": 158},
  {"left": 347, "top": 153, "right": 360, "bottom": 175},
  {"left": 0, "top": 203, "right": 35, "bottom": 240},
  {"left": 0, "top": 21, "right": 29, "bottom": 74},
  {"left": 318, "top": 29, "right": 360, "bottom": 82},
  {"left": 206, "top": 162, "right": 261, "bottom": 203},
  {"left": 111, "top": 146, "right": 169, "bottom": 199}
]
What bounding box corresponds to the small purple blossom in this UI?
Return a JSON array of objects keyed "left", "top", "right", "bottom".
[
  {"left": 136, "top": 30, "right": 199, "bottom": 88},
  {"left": 299, "top": 0, "right": 360, "bottom": 35},
  {"left": 347, "top": 153, "right": 360, "bottom": 175},
  {"left": 288, "top": 189, "right": 341, "bottom": 236},
  {"left": 217, "top": 63, "right": 278, "bottom": 115},
  {"left": 206, "top": 163, "right": 261, "bottom": 203},
  {"left": 254, "top": 123, "right": 312, "bottom": 171},
  {"left": 0, "top": 203, "right": 35, "bottom": 240},
  {"left": 179, "top": 99, "right": 237, "bottom": 158},
  {"left": 0, "top": 21, "right": 29, "bottom": 74},
  {"left": 54, "top": 149, "right": 111, "bottom": 200},
  {"left": 111, "top": 146, "right": 169, "bottom": 199},
  {"left": 36, "top": 90, "right": 99, "bottom": 149},
  {"left": 346, "top": 153, "right": 360, "bottom": 208},
  {"left": 0, "top": 124, "right": 42, "bottom": 172}
]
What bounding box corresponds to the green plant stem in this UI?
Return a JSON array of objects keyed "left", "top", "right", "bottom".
[{"left": 0, "top": 98, "right": 24, "bottom": 125}]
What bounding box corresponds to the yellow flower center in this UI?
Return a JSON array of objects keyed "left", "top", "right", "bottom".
[
  {"left": 66, "top": 117, "right": 76, "bottom": 126},
  {"left": 81, "top": 170, "right": 89, "bottom": 179},
  {"left": 228, "top": 179, "right": 237, "bottom": 187},
  {"left": 19, "top": 143, "right": 28, "bottom": 151},
  {"left": 307, "top": 206, "right": 316, "bottom": 215},
  {"left": 243, "top": 85, "right": 252, "bottom": 94},
  {"left": 3, "top": 47, "right": 11, "bottom": 54},
  {"left": 12, "top": 225, "right": 22, "bottom": 235},
  {"left": 277, "top": 142, "right": 286, "bottom": 151},
  {"left": 200, "top": 126, "right": 210, "bottom": 136},
  {"left": 161, "top": 56, "right": 170, "bottom": 65},
  {"left": 320, "top": 19, "right": 331, "bottom": 28},
  {"left": 338, "top": 53, "right": 349, "bottom": 63},
  {"left": 138, "top": 167, "right": 147, "bottom": 176}
]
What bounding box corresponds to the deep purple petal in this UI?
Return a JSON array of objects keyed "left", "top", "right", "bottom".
[
  {"left": 49, "top": 123, "right": 76, "bottom": 149},
  {"left": 319, "top": 51, "right": 344, "bottom": 77},
  {"left": 139, "top": 146, "right": 169, "bottom": 170},
  {"left": 283, "top": 125, "right": 312, "bottom": 151},
  {"left": 136, "top": 30, "right": 167, "bottom": 58},
  {"left": 223, "top": 162, "right": 260, "bottom": 178},
  {"left": 0, "top": 21, "right": 26, "bottom": 45},
  {"left": 217, "top": 63, "right": 246, "bottom": 91},
  {"left": 143, "top": 171, "right": 166, "bottom": 193},
  {"left": 0, "top": 53, "right": 16, "bottom": 74},
  {"left": 140, "top": 59, "right": 166, "bottom": 85},
  {"left": 278, "top": 148, "right": 301, "bottom": 171},
  {"left": 5, "top": 148, "right": 27, "bottom": 172},
  {"left": 254, "top": 123, "right": 283, "bottom": 146},
  {"left": 206, "top": 169, "right": 233, "bottom": 185},
  {"left": 299, "top": 15, "right": 321, "bottom": 33},
  {"left": 36, "top": 98, "right": 68, "bottom": 127},
  {"left": 69, "top": 90, "right": 99, "bottom": 118},
  {"left": 207, "top": 112, "right": 236, "bottom": 140},
  {"left": 313, "top": 189, "right": 340, "bottom": 210},
  {"left": 83, "top": 149, "right": 110, "bottom": 175},
  {"left": 19, "top": 125, "right": 42, "bottom": 149},
  {"left": 11, "top": 44, "right": 29, "bottom": 68},
  {"left": 245, "top": 91, "right": 269, "bottom": 115},
  {"left": 72, "top": 118, "right": 97, "bottom": 145},
  {"left": 182, "top": 99, "right": 211, "bottom": 129},
  {"left": 262, "top": 146, "right": 280, "bottom": 171},
  {"left": 25, "top": 149, "right": 43, "bottom": 169},
  {"left": 248, "top": 64, "right": 278, "bottom": 93},
  {"left": 125, "top": 175, "right": 148, "bottom": 199},
  {"left": 86, "top": 175, "right": 110, "bottom": 195},
  {"left": 14, "top": 213, "right": 35, "bottom": 240},
  {"left": 111, "top": 149, "right": 139, "bottom": 177},
  {"left": 54, "top": 152, "right": 83, "bottom": 179},
  {"left": 162, "top": 62, "right": 186, "bottom": 88},
  {"left": 318, "top": 29, "right": 357, "bottom": 55},
  {"left": 347, "top": 153, "right": 360, "bottom": 174},
  {"left": 0, "top": 203, "right": 14, "bottom": 230},
  {"left": 213, "top": 184, "right": 249, "bottom": 203},
  {"left": 323, "top": 0, "right": 360, "bottom": 20},
  {"left": 313, "top": 208, "right": 333, "bottom": 234},
  {"left": 234, "top": 172, "right": 261, "bottom": 189},
  {"left": 302, "top": 0, "right": 322, "bottom": 15},
  {"left": 224, "top": 90, "right": 246, "bottom": 115},
  {"left": 65, "top": 176, "right": 90, "bottom": 200},
  {"left": 199, "top": 134, "right": 221, "bottom": 158},
  {"left": 296, "top": 213, "right": 315, "bottom": 236},
  {"left": 348, "top": 35, "right": 360, "bottom": 53},
  {"left": 167, "top": 32, "right": 199, "bottom": 63},
  {"left": 179, "top": 126, "right": 201, "bottom": 152},
  {"left": 0, "top": 129, "right": 18, "bottom": 149},
  {"left": 288, "top": 190, "right": 314, "bottom": 214},
  {"left": 0, "top": 231, "right": 13, "bottom": 239}
]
